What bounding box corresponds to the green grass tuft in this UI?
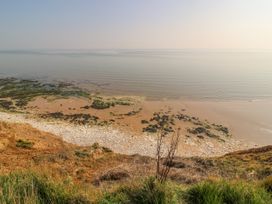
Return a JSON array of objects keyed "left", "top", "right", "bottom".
[
  {"left": 261, "top": 176, "right": 272, "bottom": 193},
  {"left": 0, "top": 172, "right": 90, "bottom": 204},
  {"left": 99, "top": 177, "right": 183, "bottom": 204},
  {"left": 184, "top": 181, "right": 271, "bottom": 204}
]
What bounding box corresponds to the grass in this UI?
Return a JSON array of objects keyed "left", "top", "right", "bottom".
[
  {"left": 99, "top": 178, "right": 272, "bottom": 204},
  {"left": 99, "top": 177, "right": 183, "bottom": 204},
  {"left": 184, "top": 181, "right": 272, "bottom": 204},
  {"left": 261, "top": 176, "right": 272, "bottom": 193},
  {"left": 0, "top": 172, "right": 90, "bottom": 204},
  {"left": 0, "top": 173, "right": 271, "bottom": 204}
]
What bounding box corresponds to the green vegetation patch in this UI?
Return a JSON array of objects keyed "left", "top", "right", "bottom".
[
  {"left": 261, "top": 176, "right": 272, "bottom": 193},
  {"left": 91, "top": 99, "right": 112, "bottom": 109},
  {"left": 184, "top": 181, "right": 272, "bottom": 204},
  {"left": 0, "top": 99, "right": 16, "bottom": 111},
  {"left": 0, "top": 77, "right": 89, "bottom": 109},
  {"left": 213, "top": 124, "right": 229, "bottom": 135},
  {"left": 99, "top": 177, "right": 183, "bottom": 204},
  {"left": 87, "top": 97, "right": 134, "bottom": 110},
  {"left": 0, "top": 172, "right": 271, "bottom": 204},
  {"left": 111, "top": 108, "right": 143, "bottom": 117},
  {"left": 176, "top": 112, "right": 230, "bottom": 140},
  {"left": 40, "top": 112, "right": 111, "bottom": 126},
  {"left": 100, "top": 178, "right": 272, "bottom": 204},
  {"left": 187, "top": 126, "right": 222, "bottom": 140},
  {"left": 16, "top": 139, "right": 34, "bottom": 149},
  {"left": 142, "top": 112, "right": 175, "bottom": 134},
  {"left": 0, "top": 172, "right": 89, "bottom": 204}
]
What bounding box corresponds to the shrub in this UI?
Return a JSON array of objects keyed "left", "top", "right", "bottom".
[
  {"left": 16, "top": 139, "right": 34, "bottom": 149},
  {"left": 91, "top": 99, "right": 111, "bottom": 109},
  {"left": 143, "top": 124, "right": 158, "bottom": 133},
  {"left": 141, "top": 120, "right": 149, "bottom": 124},
  {"left": 184, "top": 181, "right": 271, "bottom": 204}
]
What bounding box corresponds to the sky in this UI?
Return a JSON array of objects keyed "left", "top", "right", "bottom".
[{"left": 0, "top": 0, "right": 272, "bottom": 49}]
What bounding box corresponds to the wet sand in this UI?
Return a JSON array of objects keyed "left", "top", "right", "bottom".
[
  {"left": 26, "top": 96, "right": 272, "bottom": 146},
  {"left": 181, "top": 99, "right": 272, "bottom": 145}
]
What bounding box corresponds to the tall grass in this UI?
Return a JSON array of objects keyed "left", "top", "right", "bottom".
[
  {"left": 98, "top": 177, "right": 183, "bottom": 204},
  {"left": 99, "top": 178, "right": 272, "bottom": 204},
  {"left": 1, "top": 173, "right": 271, "bottom": 204},
  {"left": 0, "top": 172, "right": 89, "bottom": 204},
  {"left": 260, "top": 176, "right": 272, "bottom": 193},
  {"left": 184, "top": 181, "right": 271, "bottom": 204}
]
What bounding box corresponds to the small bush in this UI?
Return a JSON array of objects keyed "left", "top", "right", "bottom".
[
  {"left": 141, "top": 120, "right": 149, "bottom": 124},
  {"left": 184, "top": 181, "right": 271, "bottom": 204},
  {"left": 16, "top": 139, "right": 34, "bottom": 149},
  {"left": 91, "top": 99, "right": 111, "bottom": 109},
  {"left": 143, "top": 124, "right": 158, "bottom": 133}
]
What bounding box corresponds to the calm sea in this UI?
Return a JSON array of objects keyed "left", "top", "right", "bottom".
[{"left": 0, "top": 49, "right": 272, "bottom": 100}]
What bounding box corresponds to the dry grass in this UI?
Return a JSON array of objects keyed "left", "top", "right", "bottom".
[{"left": 0, "top": 120, "right": 271, "bottom": 188}]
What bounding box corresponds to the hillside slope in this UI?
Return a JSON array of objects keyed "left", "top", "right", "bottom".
[{"left": 0, "top": 120, "right": 271, "bottom": 185}]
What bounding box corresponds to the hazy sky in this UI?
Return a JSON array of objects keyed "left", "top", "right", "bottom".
[{"left": 1, "top": 0, "right": 272, "bottom": 49}]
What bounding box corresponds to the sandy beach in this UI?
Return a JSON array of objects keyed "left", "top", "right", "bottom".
[
  {"left": 0, "top": 111, "right": 254, "bottom": 157},
  {"left": 181, "top": 99, "right": 272, "bottom": 145},
  {"left": 28, "top": 95, "right": 272, "bottom": 144}
]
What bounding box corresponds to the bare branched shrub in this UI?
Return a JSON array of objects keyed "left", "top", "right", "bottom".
[
  {"left": 159, "top": 128, "right": 180, "bottom": 183},
  {"left": 151, "top": 112, "right": 180, "bottom": 183}
]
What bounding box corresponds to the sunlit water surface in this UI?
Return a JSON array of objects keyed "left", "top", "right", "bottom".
[{"left": 0, "top": 49, "right": 272, "bottom": 100}]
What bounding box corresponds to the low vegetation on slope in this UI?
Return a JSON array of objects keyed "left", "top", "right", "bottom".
[
  {"left": 0, "top": 120, "right": 271, "bottom": 203},
  {"left": 0, "top": 173, "right": 89, "bottom": 204},
  {"left": 0, "top": 173, "right": 271, "bottom": 204}
]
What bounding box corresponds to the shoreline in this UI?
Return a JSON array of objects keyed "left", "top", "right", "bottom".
[
  {"left": 0, "top": 77, "right": 270, "bottom": 155},
  {"left": 0, "top": 111, "right": 256, "bottom": 158}
]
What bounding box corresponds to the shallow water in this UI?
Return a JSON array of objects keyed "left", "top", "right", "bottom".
[
  {"left": 1, "top": 49, "right": 272, "bottom": 100},
  {"left": 0, "top": 49, "right": 272, "bottom": 144}
]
